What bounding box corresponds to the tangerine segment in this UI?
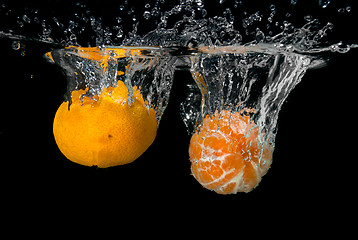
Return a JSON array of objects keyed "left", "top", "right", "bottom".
[
  {"left": 53, "top": 81, "right": 157, "bottom": 168},
  {"left": 189, "top": 109, "right": 273, "bottom": 194}
]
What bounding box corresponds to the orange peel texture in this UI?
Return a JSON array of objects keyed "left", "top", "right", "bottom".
[
  {"left": 53, "top": 81, "right": 157, "bottom": 168},
  {"left": 189, "top": 109, "right": 273, "bottom": 194}
]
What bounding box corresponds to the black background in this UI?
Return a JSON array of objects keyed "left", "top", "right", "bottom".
[{"left": 0, "top": 0, "right": 357, "bottom": 233}]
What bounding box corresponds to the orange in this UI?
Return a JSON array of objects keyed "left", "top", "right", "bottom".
[
  {"left": 189, "top": 109, "right": 273, "bottom": 194},
  {"left": 53, "top": 80, "right": 157, "bottom": 168}
]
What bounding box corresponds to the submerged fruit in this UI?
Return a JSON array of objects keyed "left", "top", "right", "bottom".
[
  {"left": 189, "top": 109, "right": 273, "bottom": 194},
  {"left": 53, "top": 81, "right": 157, "bottom": 168}
]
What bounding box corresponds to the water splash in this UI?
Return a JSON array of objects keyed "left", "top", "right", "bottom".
[
  {"left": 181, "top": 44, "right": 316, "bottom": 143},
  {"left": 0, "top": 1, "right": 355, "bottom": 49},
  {"left": 47, "top": 46, "right": 176, "bottom": 124},
  {"left": 0, "top": 0, "right": 357, "bottom": 193}
]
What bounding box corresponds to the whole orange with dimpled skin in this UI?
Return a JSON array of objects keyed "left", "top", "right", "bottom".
[{"left": 53, "top": 81, "right": 157, "bottom": 168}]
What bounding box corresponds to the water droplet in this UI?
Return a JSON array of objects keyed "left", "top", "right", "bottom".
[
  {"left": 143, "top": 11, "right": 151, "bottom": 20},
  {"left": 219, "top": 0, "right": 226, "bottom": 4},
  {"left": 201, "top": 9, "right": 207, "bottom": 17},
  {"left": 304, "top": 15, "right": 313, "bottom": 22},
  {"left": 255, "top": 28, "right": 265, "bottom": 43},
  {"left": 17, "top": 20, "right": 24, "bottom": 28},
  {"left": 116, "top": 29, "right": 123, "bottom": 38},
  {"left": 290, "top": 0, "right": 297, "bottom": 5},
  {"left": 270, "top": 4, "right": 276, "bottom": 11},
  {"left": 338, "top": 8, "right": 345, "bottom": 13},
  {"left": 326, "top": 22, "right": 334, "bottom": 30},
  {"left": 70, "top": 33, "right": 77, "bottom": 41},
  {"left": 318, "top": 0, "right": 330, "bottom": 8},
  {"left": 11, "top": 41, "right": 20, "bottom": 50},
  {"left": 53, "top": 17, "right": 61, "bottom": 27},
  {"left": 22, "top": 14, "right": 31, "bottom": 23},
  {"left": 346, "top": 6, "right": 352, "bottom": 13},
  {"left": 330, "top": 42, "right": 350, "bottom": 53},
  {"left": 151, "top": 7, "right": 160, "bottom": 17},
  {"left": 33, "top": 16, "right": 40, "bottom": 24}
]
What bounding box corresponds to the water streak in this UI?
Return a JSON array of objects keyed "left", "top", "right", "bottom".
[
  {"left": 180, "top": 45, "right": 316, "bottom": 147},
  {"left": 48, "top": 46, "right": 176, "bottom": 124}
]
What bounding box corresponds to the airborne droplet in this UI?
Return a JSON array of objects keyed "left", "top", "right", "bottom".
[
  {"left": 318, "top": 0, "right": 330, "bottom": 8},
  {"left": 11, "top": 41, "right": 21, "bottom": 50},
  {"left": 143, "top": 11, "right": 151, "bottom": 20}
]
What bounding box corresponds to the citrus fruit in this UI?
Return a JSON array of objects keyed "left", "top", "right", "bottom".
[
  {"left": 53, "top": 80, "right": 157, "bottom": 168},
  {"left": 189, "top": 109, "right": 273, "bottom": 194}
]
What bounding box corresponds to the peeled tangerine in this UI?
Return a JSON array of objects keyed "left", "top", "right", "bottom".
[
  {"left": 189, "top": 109, "right": 273, "bottom": 194},
  {"left": 53, "top": 81, "right": 157, "bottom": 168}
]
